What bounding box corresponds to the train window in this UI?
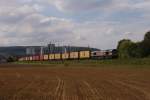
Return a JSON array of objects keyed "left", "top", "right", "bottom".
[
  {"left": 93, "top": 52, "right": 97, "bottom": 55},
  {"left": 106, "top": 52, "right": 109, "bottom": 55}
]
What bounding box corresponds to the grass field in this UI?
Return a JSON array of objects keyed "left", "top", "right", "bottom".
[
  {"left": 15, "top": 58, "right": 150, "bottom": 68},
  {"left": 1, "top": 59, "right": 150, "bottom": 100}
]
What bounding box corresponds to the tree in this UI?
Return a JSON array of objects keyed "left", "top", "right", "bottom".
[
  {"left": 144, "top": 31, "right": 150, "bottom": 43},
  {"left": 141, "top": 31, "right": 150, "bottom": 56},
  {"left": 117, "top": 39, "right": 134, "bottom": 59},
  {"left": 128, "top": 42, "right": 144, "bottom": 58},
  {"left": 7, "top": 56, "right": 17, "bottom": 62}
]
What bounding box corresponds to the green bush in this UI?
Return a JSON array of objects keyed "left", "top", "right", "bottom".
[{"left": 7, "top": 56, "right": 17, "bottom": 62}]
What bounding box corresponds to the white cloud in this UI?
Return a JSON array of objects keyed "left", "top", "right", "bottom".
[{"left": 0, "top": 0, "right": 149, "bottom": 49}]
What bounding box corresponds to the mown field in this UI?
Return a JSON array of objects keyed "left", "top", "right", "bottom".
[{"left": 0, "top": 59, "right": 150, "bottom": 100}]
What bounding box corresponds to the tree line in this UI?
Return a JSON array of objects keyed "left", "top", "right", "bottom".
[{"left": 117, "top": 31, "right": 150, "bottom": 59}]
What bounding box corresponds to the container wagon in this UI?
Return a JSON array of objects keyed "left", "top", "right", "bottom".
[
  {"left": 44, "top": 54, "right": 49, "bottom": 61},
  {"left": 70, "top": 52, "right": 79, "bottom": 59},
  {"left": 79, "top": 51, "right": 90, "bottom": 59},
  {"left": 49, "top": 54, "right": 55, "bottom": 60},
  {"left": 54, "top": 54, "right": 61, "bottom": 60},
  {"left": 39, "top": 55, "right": 44, "bottom": 61},
  {"left": 62, "top": 53, "right": 69, "bottom": 60}
]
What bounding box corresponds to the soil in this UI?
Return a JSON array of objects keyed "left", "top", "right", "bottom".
[{"left": 0, "top": 64, "right": 150, "bottom": 100}]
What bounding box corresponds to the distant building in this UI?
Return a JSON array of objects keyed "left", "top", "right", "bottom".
[{"left": 0, "top": 46, "right": 27, "bottom": 57}]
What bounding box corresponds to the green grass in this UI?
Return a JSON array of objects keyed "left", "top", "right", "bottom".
[{"left": 14, "top": 58, "right": 150, "bottom": 68}]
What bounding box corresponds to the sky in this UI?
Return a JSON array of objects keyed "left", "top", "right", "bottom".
[{"left": 0, "top": 0, "right": 150, "bottom": 49}]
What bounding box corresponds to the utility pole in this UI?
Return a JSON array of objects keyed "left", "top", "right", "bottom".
[{"left": 40, "top": 46, "right": 44, "bottom": 55}]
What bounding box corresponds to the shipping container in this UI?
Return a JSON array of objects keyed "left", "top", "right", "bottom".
[
  {"left": 27, "top": 56, "right": 30, "bottom": 61},
  {"left": 49, "top": 54, "right": 55, "bottom": 60},
  {"left": 29, "top": 56, "right": 33, "bottom": 61},
  {"left": 19, "top": 58, "right": 22, "bottom": 61},
  {"left": 40, "top": 55, "right": 44, "bottom": 61},
  {"left": 19, "top": 58, "right": 23, "bottom": 61},
  {"left": 44, "top": 54, "right": 49, "bottom": 60},
  {"left": 79, "top": 51, "right": 90, "bottom": 59},
  {"left": 25, "top": 57, "right": 28, "bottom": 61},
  {"left": 22, "top": 58, "right": 25, "bottom": 61},
  {"left": 54, "top": 54, "right": 61, "bottom": 60},
  {"left": 70, "top": 52, "right": 79, "bottom": 59},
  {"left": 62, "top": 53, "right": 69, "bottom": 60},
  {"left": 32, "top": 56, "right": 36, "bottom": 61},
  {"left": 35, "top": 55, "right": 39, "bottom": 61},
  {"left": 23, "top": 57, "right": 25, "bottom": 61}
]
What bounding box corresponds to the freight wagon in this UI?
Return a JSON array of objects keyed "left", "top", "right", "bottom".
[
  {"left": 80, "top": 51, "right": 90, "bottom": 59},
  {"left": 35, "top": 56, "right": 39, "bottom": 61},
  {"left": 33, "top": 56, "right": 36, "bottom": 61},
  {"left": 49, "top": 54, "right": 55, "bottom": 60},
  {"left": 44, "top": 54, "right": 49, "bottom": 61},
  {"left": 39, "top": 55, "right": 44, "bottom": 61},
  {"left": 54, "top": 54, "right": 61, "bottom": 60},
  {"left": 62, "top": 53, "right": 69, "bottom": 60},
  {"left": 70, "top": 52, "right": 79, "bottom": 59}
]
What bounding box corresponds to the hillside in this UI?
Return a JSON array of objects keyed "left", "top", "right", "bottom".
[
  {"left": 0, "top": 46, "right": 100, "bottom": 58},
  {"left": 0, "top": 46, "right": 38, "bottom": 57}
]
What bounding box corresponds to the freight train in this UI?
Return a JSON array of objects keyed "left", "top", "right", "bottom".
[{"left": 18, "top": 49, "right": 118, "bottom": 61}]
